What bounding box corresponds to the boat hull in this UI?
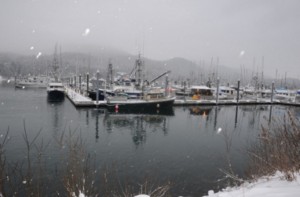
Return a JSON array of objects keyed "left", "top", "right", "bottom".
[
  {"left": 106, "top": 97, "right": 175, "bottom": 113},
  {"left": 88, "top": 89, "right": 114, "bottom": 101},
  {"left": 15, "top": 83, "right": 48, "bottom": 89},
  {"left": 47, "top": 90, "right": 65, "bottom": 102}
]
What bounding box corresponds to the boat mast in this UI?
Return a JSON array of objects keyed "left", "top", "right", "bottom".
[
  {"left": 261, "top": 56, "right": 264, "bottom": 89},
  {"left": 135, "top": 53, "right": 143, "bottom": 90},
  {"left": 107, "top": 61, "right": 113, "bottom": 89},
  {"left": 52, "top": 44, "right": 59, "bottom": 82}
]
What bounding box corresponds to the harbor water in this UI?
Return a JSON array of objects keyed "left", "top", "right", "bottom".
[{"left": 0, "top": 82, "right": 299, "bottom": 196}]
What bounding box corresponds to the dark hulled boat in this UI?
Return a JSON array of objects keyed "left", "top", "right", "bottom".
[
  {"left": 105, "top": 91, "right": 175, "bottom": 113},
  {"left": 47, "top": 82, "right": 65, "bottom": 102}
]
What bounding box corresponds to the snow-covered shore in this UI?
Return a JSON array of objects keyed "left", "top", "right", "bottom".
[{"left": 203, "top": 172, "right": 300, "bottom": 197}]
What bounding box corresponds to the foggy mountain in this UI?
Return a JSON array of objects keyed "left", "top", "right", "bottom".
[{"left": 0, "top": 47, "right": 299, "bottom": 88}]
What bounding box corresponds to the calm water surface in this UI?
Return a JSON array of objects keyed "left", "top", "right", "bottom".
[{"left": 0, "top": 82, "right": 298, "bottom": 196}]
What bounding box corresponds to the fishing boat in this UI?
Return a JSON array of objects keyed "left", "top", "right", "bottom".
[
  {"left": 175, "top": 87, "right": 192, "bottom": 97},
  {"left": 47, "top": 82, "right": 65, "bottom": 101},
  {"left": 295, "top": 90, "right": 300, "bottom": 103},
  {"left": 105, "top": 89, "right": 175, "bottom": 113},
  {"left": 87, "top": 62, "right": 144, "bottom": 101},
  {"left": 175, "top": 85, "right": 214, "bottom": 100},
  {"left": 15, "top": 75, "right": 51, "bottom": 89},
  {"left": 257, "top": 88, "right": 272, "bottom": 98},
  {"left": 47, "top": 45, "right": 65, "bottom": 101},
  {"left": 241, "top": 85, "right": 257, "bottom": 98},
  {"left": 274, "top": 88, "right": 296, "bottom": 102},
  {"left": 213, "top": 86, "right": 238, "bottom": 100},
  {"left": 89, "top": 55, "right": 168, "bottom": 102}
]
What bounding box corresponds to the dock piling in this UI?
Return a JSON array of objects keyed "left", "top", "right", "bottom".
[
  {"left": 237, "top": 80, "right": 240, "bottom": 103},
  {"left": 74, "top": 76, "right": 77, "bottom": 89},
  {"left": 86, "top": 72, "right": 89, "bottom": 94},
  {"left": 96, "top": 70, "right": 100, "bottom": 106},
  {"left": 79, "top": 74, "right": 82, "bottom": 93},
  {"left": 271, "top": 81, "right": 274, "bottom": 104},
  {"left": 216, "top": 78, "right": 220, "bottom": 104}
]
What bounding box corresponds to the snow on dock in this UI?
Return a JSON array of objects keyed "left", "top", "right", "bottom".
[
  {"left": 174, "top": 98, "right": 273, "bottom": 106},
  {"left": 65, "top": 87, "right": 106, "bottom": 107},
  {"left": 64, "top": 87, "right": 300, "bottom": 108}
]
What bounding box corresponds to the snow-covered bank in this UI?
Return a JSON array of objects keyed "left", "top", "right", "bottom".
[{"left": 203, "top": 172, "right": 300, "bottom": 197}]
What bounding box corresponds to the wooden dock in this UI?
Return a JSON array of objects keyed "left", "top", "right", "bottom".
[{"left": 65, "top": 87, "right": 300, "bottom": 108}]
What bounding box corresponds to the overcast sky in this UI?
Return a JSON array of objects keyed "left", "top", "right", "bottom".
[{"left": 1, "top": 0, "right": 300, "bottom": 78}]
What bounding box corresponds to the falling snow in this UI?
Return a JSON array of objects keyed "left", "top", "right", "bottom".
[
  {"left": 36, "top": 52, "right": 42, "bottom": 59},
  {"left": 82, "top": 28, "right": 90, "bottom": 36},
  {"left": 239, "top": 50, "right": 245, "bottom": 57}
]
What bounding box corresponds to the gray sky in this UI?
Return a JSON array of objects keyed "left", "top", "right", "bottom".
[{"left": 1, "top": 0, "right": 300, "bottom": 78}]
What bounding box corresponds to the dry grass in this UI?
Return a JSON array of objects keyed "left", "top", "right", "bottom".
[{"left": 246, "top": 110, "right": 300, "bottom": 181}]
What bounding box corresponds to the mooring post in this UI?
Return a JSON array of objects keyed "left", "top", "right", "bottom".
[
  {"left": 86, "top": 72, "right": 89, "bottom": 95},
  {"left": 183, "top": 81, "right": 187, "bottom": 101},
  {"left": 96, "top": 70, "right": 100, "bottom": 106},
  {"left": 237, "top": 80, "right": 240, "bottom": 103},
  {"left": 79, "top": 74, "right": 82, "bottom": 93},
  {"left": 74, "top": 75, "right": 77, "bottom": 90},
  {"left": 271, "top": 81, "right": 274, "bottom": 104},
  {"left": 216, "top": 78, "right": 220, "bottom": 105}
]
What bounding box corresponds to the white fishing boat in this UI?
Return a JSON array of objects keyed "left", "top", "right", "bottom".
[
  {"left": 257, "top": 88, "right": 272, "bottom": 98},
  {"left": 295, "top": 90, "right": 300, "bottom": 103},
  {"left": 15, "top": 75, "right": 51, "bottom": 89},
  {"left": 242, "top": 85, "right": 257, "bottom": 98},
  {"left": 213, "top": 86, "right": 237, "bottom": 100},
  {"left": 274, "top": 88, "right": 296, "bottom": 102}
]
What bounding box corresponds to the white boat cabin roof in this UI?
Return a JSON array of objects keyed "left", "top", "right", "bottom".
[
  {"left": 219, "top": 86, "right": 235, "bottom": 90},
  {"left": 190, "top": 85, "right": 211, "bottom": 90},
  {"left": 48, "top": 82, "right": 64, "bottom": 87}
]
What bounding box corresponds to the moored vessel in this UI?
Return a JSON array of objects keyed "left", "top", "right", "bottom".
[{"left": 47, "top": 82, "right": 65, "bottom": 101}]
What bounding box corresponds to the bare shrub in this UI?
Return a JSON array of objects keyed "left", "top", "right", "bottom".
[
  {"left": 0, "top": 123, "right": 170, "bottom": 196},
  {"left": 246, "top": 111, "right": 300, "bottom": 181}
]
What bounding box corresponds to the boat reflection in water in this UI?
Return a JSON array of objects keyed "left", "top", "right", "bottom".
[
  {"left": 189, "top": 106, "right": 213, "bottom": 116},
  {"left": 102, "top": 108, "right": 173, "bottom": 145},
  {"left": 106, "top": 105, "right": 174, "bottom": 116}
]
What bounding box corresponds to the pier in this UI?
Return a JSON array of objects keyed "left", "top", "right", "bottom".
[{"left": 65, "top": 87, "right": 300, "bottom": 108}]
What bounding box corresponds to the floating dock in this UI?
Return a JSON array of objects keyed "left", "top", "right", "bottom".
[
  {"left": 65, "top": 87, "right": 300, "bottom": 108},
  {"left": 174, "top": 98, "right": 274, "bottom": 106},
  {"left": 65, "top": 87, "right": 106, "bottom": 107}
]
